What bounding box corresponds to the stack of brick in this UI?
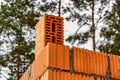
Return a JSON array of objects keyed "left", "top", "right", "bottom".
[
  {"left": 109, "top": 54, "right": 120, "bottom": 78},
  {"left": 35, "top": 14, "right": 64, "bottom": 59},
  {"left": 33, "top": 43, "right": 70, "bottom": 80},
  {"left": 20, "top": 14, "right": 120, "bottom": 80},
  {"left": 73, "top": 47, "right": 108, "bottom": 76}
]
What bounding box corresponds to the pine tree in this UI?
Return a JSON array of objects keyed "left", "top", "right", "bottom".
[
  {"left": 65, "top": 0, "right": 110, "bottom": 51},
  {"left": 0, "top": 0, "right": 64, "bottom": 79},
  {"left": 0, "top": 0, "right": 41, "bottom": 79},
  {"left": 98, "top": 0, "right": 120, "bottom": 55},
  {"left": 39, "top": 0, "right": 61, "bottom": 16}
]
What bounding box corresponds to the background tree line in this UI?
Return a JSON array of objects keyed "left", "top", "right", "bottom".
[{"left": 0, "top": 0, "right": 119, "bottom": 80}]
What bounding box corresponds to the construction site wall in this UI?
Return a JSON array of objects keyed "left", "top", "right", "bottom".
[
  {"left": 20, "top": 43, "right": 120, "bottom": 80},
  {"left": 20, "top": 14, "right": 120, "bottom": 80}
]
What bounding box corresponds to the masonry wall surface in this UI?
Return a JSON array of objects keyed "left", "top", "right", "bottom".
[
  {"left": 73, "top": 47, "right": 108, "bottom": 76},
  {"left": 20, "top": 45, "right": 120, "bottom": 80},
  {"left": 39, "top": 69, "right": 95, "bottom": 80},
  {"left": 33, "top": 43, "right": 70, "bottom": 80},
  {"left": 38, "top": 69, "right": 118, "bottom": 80},
  {"left": 20, "top": 14, "right": 120, "bottom": 80},
  {"left": 109, "top": 54, "right": 120, "bottom": 78},
  {"left": 35, "top": 14, "right": 64, "bottom": 59}
]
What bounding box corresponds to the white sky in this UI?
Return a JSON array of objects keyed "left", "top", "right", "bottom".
[{"left": 64, "top": 20, "right": 93, "bottom": 49}]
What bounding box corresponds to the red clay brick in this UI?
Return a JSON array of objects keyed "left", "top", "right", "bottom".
[
  {"left": 57, "top": 44, "right": 64, "bottom": 69},
  {"left": 73, "top": 47, "right": 77, "bottom": 71},
  {"left": 48, "top": 43, "right": 57, "bottom": 67},
  {"left": 35, "top": 14, "right": 64, "bottom": 59},
  {"left": 63, "top": 46, "right": 69, "bottom": 69},
  {"left": 73, "top": 47, "right": 108, "bottom": 76},
  {"left": 20, "top": 14, "right": 120, "bottom": 80},
  {"left": 109, "top": 54, "right": 120, "bottom": 78}
]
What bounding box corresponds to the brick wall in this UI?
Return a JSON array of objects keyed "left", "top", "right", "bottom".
[
  {"left": 20, "top": 14, "right": 120, "bottom": 80},
  {"left": 35, "top": 14, "right": 64, "bottom": 59}
]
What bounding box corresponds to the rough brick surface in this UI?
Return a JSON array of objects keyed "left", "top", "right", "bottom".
[
  {"left": 20, "top": 14, "right": 120, "bottom": 80},
  {"left": 33, "top": 43, "right": 70, "bottom": 80},
  {"left": 109, "top": 54, "right": 120, "bottom": 78},
  {"left": 38, "top": 69, "right": 95, "bottom": 80},
  {"left": 73, "top": 47, "right": 108, "bottom": 76},
  {"left": 35, "top": 14, "right": 64, "bottom": 59}
]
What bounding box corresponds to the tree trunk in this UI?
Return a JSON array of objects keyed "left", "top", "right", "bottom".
[
  {"left": 16, "top": 24, "right": 22, "bottom": 80},
  {"left": 16, "top": 54, "right": 20, "bottom": 80},
  {"left": 58, "top": 0, "right": 61, "bottom": 16},
  {"left": 91, "top": 0, "right": 96, "bottom": 51}
]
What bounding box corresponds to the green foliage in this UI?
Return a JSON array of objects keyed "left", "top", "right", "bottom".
[
  {"left": 66, "top": 31, "right": 91, "bottom": 45},
  {"left": 39, "top": 0, "right": 58, "bottom": 14},
  {"left": 65, "top": 0, "right": 110, "bottom": 46},
  {"left": 7, "top": 42, "right": 35, "bottom": 79},
  {"left": 0, "top": 55, "right": 8, "bottom": 67},
  {"left": 0, "top": 0, "right": 41, "bottom": 79},
  {"left": 98, "top": 0, "right": 120, "bottom": 55},
  {"left": 0, "top": 0, "right": 62, "bottom": 79}
]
